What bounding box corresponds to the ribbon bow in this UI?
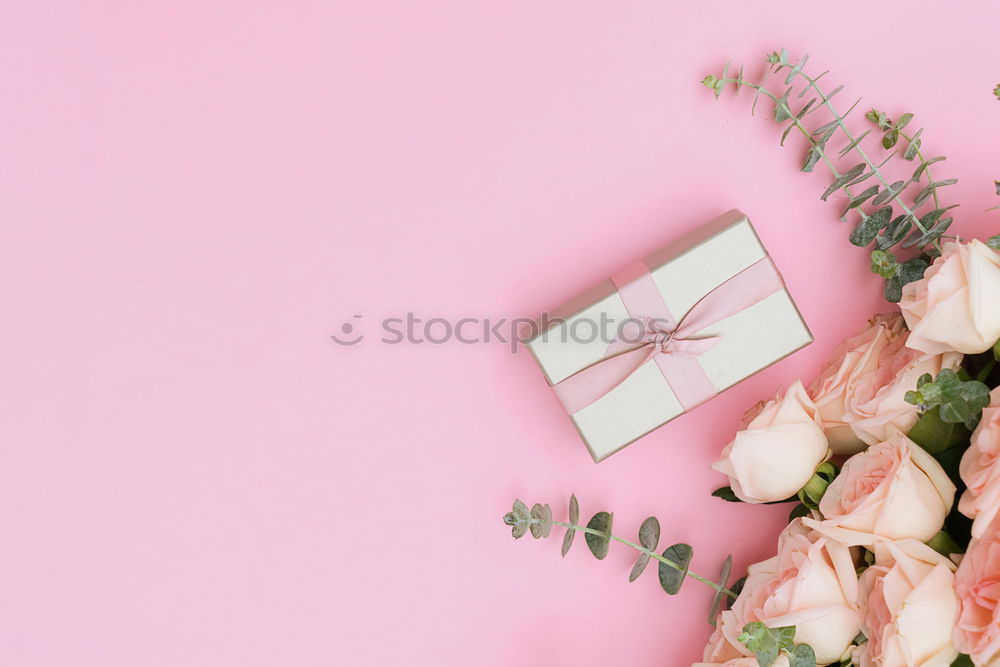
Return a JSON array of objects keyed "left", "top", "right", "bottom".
[{"left": 551, "top": 256, "right": 784, "bottom": 415}]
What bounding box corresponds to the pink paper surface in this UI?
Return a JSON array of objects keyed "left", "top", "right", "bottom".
[{"left": 3, "top": 2, "right": 999, "bottom": 665}]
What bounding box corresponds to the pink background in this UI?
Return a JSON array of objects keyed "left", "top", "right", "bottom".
[{"left": 3, "top": 1, "right": 999, "bottom": 665}]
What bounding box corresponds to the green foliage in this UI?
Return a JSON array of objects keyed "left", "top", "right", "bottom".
[
  {"left": 952, "top": 655, "right": 975, "bottom": 667},
  {"left": 738, "top": 623, "right": 817, "bottom": 667},
  {"left": 995, "top": 84, "right": 1000, "bottom": 100},
  {"left": 629, "top": 516, "right": 660, "bottom": 582},
  {"left": 658, "top": 543, "right": 693, "bottom": 595},
  {"left": 905, "top": 369, "right": 990, "bottom": 430},
  {"left": 508, "top": 496, "right": 736, "bottom": 614},
  {"left": 707, "top": 555, "right": 733, "bottom": 624},
  {"left": 585, "top": 512, "right": 613, "bottom": 560},
  {"left": 503, "top": 500, "right": 532, "bottom": 539},
  {"left": 705, "top": 50, "right": 964, "bottom": 302},
  {"left": 907, "top": 407, "right": 972, "bottom": 454},
  {"left": 561, "top": 494, "right": 579, "bottom": 556}
]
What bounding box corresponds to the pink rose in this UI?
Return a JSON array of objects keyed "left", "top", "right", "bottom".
[
  {"left": 960, "top": 387, "right": 1000, "bottom": 540},
  {"left": 856, "top": 539, "right": 959, "bottom": 667},
  {"left": 953, "top": 513, "right": 1000, "bottom": 666},
  {"left": 900, "top": 240, "right": 1000, "bottom": 355},
  {"left": 701, "top": 620, "right": 745, "bottom": 664},
  {"left": 718, "top": 520, "right": 860, "bottom": 665},
  {"left": 712, "top": 382, "right": 831, "bottom": 503},
  {"left": 808, "top": 313, "right": 906, "bottom": 454},
  {"left": 804, "top": 430, "right": 956, "bottom": 547},
  {"left": 840, "top": 324, "right": 961, "bottom": 447}
]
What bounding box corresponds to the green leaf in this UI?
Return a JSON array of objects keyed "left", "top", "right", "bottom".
[
  {"left": 631, "top": 518, "right": 660, "bottom": 580},
  {"left": 639, "top": 516, "right": 660, "bottom": 550},
  {"left": 712, "top": 486, "right": 741, "bottom": 502},
  {"left": 870, "top": 249, "right": 897, "bottom": 279},
  {"left": 898, "top": 257, "right": 928, "bottom": 285},
  {"left": 802, "top": 146, "right": 823, "bottom": 172},
  {"left": 628, "top": 552, "right": 650, "bottom": 583},
  {"left": 926, "top": 529, "right": 961, "bottom": 557},
  {"left": 850, "top": 207, "right": 892, "bottom": 246},
  {"left": 562, "top": 494, "right": 580, "bottom": 556},
  {"left": 585, "top": 511, "right": 613, "bottom": 560},
  {"left": 913, "top": 156, "right": 946, "bottom": 182},
  {"left": 847, "top": 184, "right": 880, "bottom": 210},
  {"left": 658, "top": 543, "right": 693, "bottom": 595},
  {"left": 774, "top": 87, "right": 794, "bottom": 122},
  {"left": 895, "top": 113, "right": 914, "bottom": 130},
  {"left": 882, "top": 127, "right": 900, "bottom": 149},
  {"left": 530, "top": 503, "right": 553, "bottom": 538},
  {"left": 907, "top": 407, "right": 970, "bottom": 453},
  {"left": 789, "top": 643, "right": 817, "bottom": 667},
  {"left": 875, "top": 215, "right": 913, "bottom": 250},
  {"left": 884, "top": 275, "right": 903, "bottom": 302},
  {"left": 952, "top": 655, "right": 974, "bottom": 667},
  {"left": 505, "top": 499, "right": 532, "bottom": 539},
  {"left": 789, "top": 503, "right": 810, "bottom": 522},
  {"left": 821, "top": 163, "right": 866, "bottom": 201},
  {"left": 872, "top": 180, "right": 906, "bottom": 206},
  {"left": 708, "top": 554, "right": 733, "bottom": 624},
  {"left": 838, "top": 129, "right": 872, "bottom": 157},
  {"left": 772, "top": 626, "right": 796, "bottom": 650},
  {"left": 739, "top": 622, "right": 780, "bottom": 667},
  {"left": 988, "top": 235, "right": 1000, "bottom": 250}
]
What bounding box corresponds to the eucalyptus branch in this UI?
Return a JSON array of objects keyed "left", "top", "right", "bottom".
[
  {"left": 503, "top": 496, "right": 738, "bottom": 623},
  {"left": 703, "top": 48, "right": 962, "bottom": 302}
]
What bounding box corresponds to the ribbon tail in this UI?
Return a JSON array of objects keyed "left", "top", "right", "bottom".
[
  {"left": 551, "top": 343, "right": 657, "bottom": 414},
  {"left": 671, "top": 258, "right": 785, "bottom": 339}
]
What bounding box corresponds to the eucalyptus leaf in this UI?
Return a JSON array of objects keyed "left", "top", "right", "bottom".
[
  {"left": 987, "top": 234, "right": 1000, "bottom": 250},
  {"left": 838, "top": 129, "right": 871, "bottom": 157},
  {"left": 884, "top": 275, "right": 903, "bottom": 303},
  {"left": 707, "top": 555, "right": 733, "bottom": 624},
  {"left": 849, "top": 207, "right": 891, "bottom": 246},
  {"left": 789, "top": 643, "right": 817, "bottom": 667},
  {"left": 872, "top": 180, "right": 906, "bottom": 206},
  {"left": 895, "top": 112, "right": 914, "bottom": 130},
  {"left": 658, "top": 543, "right": 693, "bottom": 595},
  {"left": 882, "top": 127, "right": 899, "bottom": 149},
  {"left": 585, "top": 512, "right": 613, "bottom": 560},
  {"left": 628, "top": 552, "right": 650, "bottom": 583},
  {"left": 569, "top": 494, "right": 579, "bottom": 524},
  {"left": 638, "top": 516, "right": 660, "bottom": 551},
  {"left": 912, "top": 156, "right": 946, "bottom": 182},
  {"left": 846, "top": 184, "right": 880, "bottom": 210},
  {"left": 951, "top": 655, "right": 974, "bottom": 667},
  {"left": 821, "top": 163, "right": 865, "bottom": 201}
]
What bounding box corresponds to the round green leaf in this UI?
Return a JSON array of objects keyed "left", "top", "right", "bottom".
[
  {"left": 658, "top": 543, "right": 693, "bottom": 595},
  {"left": 788, "top": 643, "right": 817, "bottom": 667},
  {"left": 584, "top": 512, "right": 613, "bottom": 560},
  {"left": 638, "top": 516, "right": 660, "bottom": 550}
]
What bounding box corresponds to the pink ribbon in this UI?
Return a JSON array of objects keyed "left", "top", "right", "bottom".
[{"left": 551, "top": 256, "right": 784, "bottom": 414}]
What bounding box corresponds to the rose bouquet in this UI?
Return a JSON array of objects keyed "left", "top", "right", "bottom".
[{"left": 504, "top": 51, "right": 1000, "bottom": 667}]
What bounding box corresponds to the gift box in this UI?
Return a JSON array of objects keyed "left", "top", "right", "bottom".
[{"left": 524, "top": 209, "right": 812, "bottom": 462}]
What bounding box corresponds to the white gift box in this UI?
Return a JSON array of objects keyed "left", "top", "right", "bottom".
[{"left": 524, "top": 209, "right": 813, "bottom": 462}]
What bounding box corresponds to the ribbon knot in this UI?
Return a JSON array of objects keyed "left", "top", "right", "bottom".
[{"left": 550, "top": 256, "right": 785, "bottom": 416}]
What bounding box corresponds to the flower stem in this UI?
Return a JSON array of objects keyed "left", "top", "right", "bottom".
[{"left": 553, "top": 520, "right": 738, "bottom": 600}]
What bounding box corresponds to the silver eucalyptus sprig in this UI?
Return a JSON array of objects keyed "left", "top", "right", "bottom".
[
  {"left": 702, "top": 49, "right": 961, "bottom": 302},
  {"left": 503, "top": 495, "right": 739, "bottom": 624}
]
